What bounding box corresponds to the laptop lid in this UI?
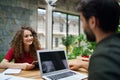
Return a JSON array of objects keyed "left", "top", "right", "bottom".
[{"left": 37, "top": 50, "right": 69, "bottom": 76}]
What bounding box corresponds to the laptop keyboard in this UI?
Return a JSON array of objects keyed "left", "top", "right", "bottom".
[{"left": 47, "top": 71, "right": 76, "bottom": 80}]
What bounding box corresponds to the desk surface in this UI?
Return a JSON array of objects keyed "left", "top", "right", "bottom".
[
  {"left": 0, "top": 60, "right": 88, "bottom": 80},
  {"left": 0, "top": 69, "right": 87, "bottom": 80},
  {"left": 0, "top": 69, "right": 43, "bottom": 80}
]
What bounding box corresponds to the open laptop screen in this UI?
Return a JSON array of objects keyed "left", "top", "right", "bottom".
[{"left": 38, "top": 50, "right": 68, "bottom": 74}]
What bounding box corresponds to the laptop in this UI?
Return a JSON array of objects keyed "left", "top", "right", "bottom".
[{"left": 37, "top": 50, "right": 87, "bottom": 80}]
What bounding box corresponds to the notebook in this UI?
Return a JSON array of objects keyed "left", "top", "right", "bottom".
[
  {"left": 37, "top": 50, "right": 87, "bottom": 80},
  {"left": 0, "top": 73, "right": 32, "bottom": 80},
  {"left": 2, "top": 68, "right": 21, "bottom": 75}
]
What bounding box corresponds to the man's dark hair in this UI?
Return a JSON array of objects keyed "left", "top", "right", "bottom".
[{"left": 77, "top": 0, "right": 120, "bottom": 32}]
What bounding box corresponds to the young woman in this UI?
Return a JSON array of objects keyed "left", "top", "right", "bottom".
[{"left": 0, "top": 26, "right": 41, "bottom": 70}]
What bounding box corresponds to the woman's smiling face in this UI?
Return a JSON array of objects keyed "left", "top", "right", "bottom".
[{"left": 23, "top": 29, "right": 33, "bottom": 47}]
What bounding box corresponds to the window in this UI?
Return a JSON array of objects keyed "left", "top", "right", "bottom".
[
  {"left": 37, "top": 9, "right": 46, "bottom": 48},
  {"left": 52, "top": 11, "right": 80, "bottom": 50},
  {"left": 59, "top": 23, "right": 63, "bottom": 32},
  {"left": 38, "top": 8, "right": 80, "bottom": 50},
  {"left": 55, "top": 38, "right": 58, "bottom": 47},
  {"left": 68, "top": 15, "right": 79, "bottom": 36}
]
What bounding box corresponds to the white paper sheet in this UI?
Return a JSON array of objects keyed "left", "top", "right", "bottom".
[
  {"left": 2, "top": 68, "right": 21, "bottom": 75},
  {"left": 0, "top": 73, "right": 33, "bottom": 80}
]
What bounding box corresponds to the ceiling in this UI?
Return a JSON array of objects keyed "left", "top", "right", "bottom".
[{"left": 38, "top": 0, "right": 120, "bottom": 15}]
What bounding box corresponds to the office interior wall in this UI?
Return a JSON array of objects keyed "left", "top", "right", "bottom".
[{"left": 0, "top": 0, "right": 38, "bottom": 54}]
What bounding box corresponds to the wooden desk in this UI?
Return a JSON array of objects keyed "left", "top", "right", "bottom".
[
  {"left": 0, "top": 69, "right": 87, "bottom": 80},
  {"left": 0, "top": 60, "right": 88, "bottom": 80},
  {"left": 0, "top": 69, "right": 43, "bottom": 80}
]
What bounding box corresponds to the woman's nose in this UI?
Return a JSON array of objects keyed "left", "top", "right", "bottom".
[{"left": 28, "top": 36, "right": 32, "bottom": 39}]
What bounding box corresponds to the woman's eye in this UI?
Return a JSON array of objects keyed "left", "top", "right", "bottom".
[
  {"left": 24, "top": 34, "right": 33, "bottom": 38},
  {"left": 25, "top": 35, "right": 28, "bottom": 38},
  {"left": 30, "top": 34, "right": 33, "bottom": 37}
]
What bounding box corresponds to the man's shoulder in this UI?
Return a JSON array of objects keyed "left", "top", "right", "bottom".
[{"left": 96, "top": 33, "right": 120, "bottom": 50}]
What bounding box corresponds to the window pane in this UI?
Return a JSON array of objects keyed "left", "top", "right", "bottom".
[
  {"left": 52, "top": 12, "right": 67, "bottom": 49},
  {"left": 38, "top": 9, "right": 46, "bottom": 49},
  {"left": 38, "top": 9, "right": 80, "bottom": 50},
  {"left": 68, "top": 15, "right": 80, "bottom": 36},
  {"left": 52, "top": 12, "right": 80, "bottom": 51}
]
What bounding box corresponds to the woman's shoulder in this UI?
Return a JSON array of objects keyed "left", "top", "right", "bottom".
[{"left": 9, "top": 47, "right": 14, "bottom": 51}]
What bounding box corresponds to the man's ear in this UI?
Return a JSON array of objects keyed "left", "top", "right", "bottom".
[{"left": 89, "top": 16, "right": 97, "bottom": 29}]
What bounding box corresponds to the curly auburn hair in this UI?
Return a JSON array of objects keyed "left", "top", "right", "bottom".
[{"left": 10, "top": 26, "right": 41, "bottom": 59}]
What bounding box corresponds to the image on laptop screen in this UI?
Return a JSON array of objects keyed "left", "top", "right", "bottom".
[{"left": 39, "top": 50, "right": 68, "bottom": 74}]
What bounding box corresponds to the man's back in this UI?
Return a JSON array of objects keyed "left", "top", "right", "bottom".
[{"left": 89, "top": 33, "right": 120, "bottom": 80}]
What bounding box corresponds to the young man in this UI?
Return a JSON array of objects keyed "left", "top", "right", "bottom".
[{"left": 69, "top": 0, "right": 120, "bottom": 80}]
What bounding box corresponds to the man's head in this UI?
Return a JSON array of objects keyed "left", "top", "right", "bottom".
[{"left": 77, "top": 0, "right": 120, "bottom": 42}]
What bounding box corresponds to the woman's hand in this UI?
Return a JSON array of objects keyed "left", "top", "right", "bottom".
[
  {"left": 21, "top": 63, "right": 35, "bottom": 70},
  {"left": 0, "top": 59, "right": 35, "bottom": 70}
]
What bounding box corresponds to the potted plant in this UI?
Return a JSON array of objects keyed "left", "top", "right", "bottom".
[
  {"left": 67, "top": 34, "right": 96, "bottom": 59},
  {"left": 61, "top": 35, "right": 76, "bottom": 54},
  {"left": 78, "top": 34, "right": 96, "bottom": 57}
]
